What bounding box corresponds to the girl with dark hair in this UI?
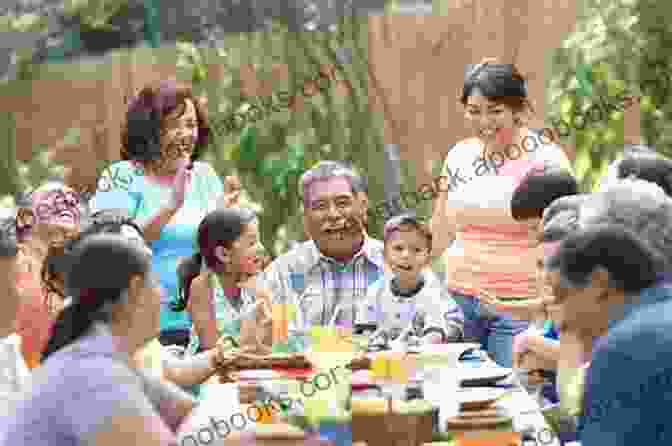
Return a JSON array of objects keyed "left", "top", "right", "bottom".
[
  {"left": 429, "top": 58, "right": 572, "bottom": 367},
  {"left": 89, "top": 79, "right": 240, "bottom": 348},
  {"left": 176, "top": 208, "right": 270, "bottom": 356},
  {"left": 2, "top": 234, "right": 196, "bottom": 446}
]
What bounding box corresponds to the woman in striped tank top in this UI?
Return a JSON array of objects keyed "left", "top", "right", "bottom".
[{"left": 430, "top": 58, "right": 572, "bottom": 367}]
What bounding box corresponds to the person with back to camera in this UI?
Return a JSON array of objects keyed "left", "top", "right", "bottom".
[
  {"left": 0, "top": 234, "right": 197, "bottom": 446},
  {"left": 40, "top": 208, "right": 235, "bottom": 388},
  {"left": 90, "top": 79, "right": 239, "bottom": 349},
  {"left": 429, "top": 58, "right": 572, "bottom": 367}
]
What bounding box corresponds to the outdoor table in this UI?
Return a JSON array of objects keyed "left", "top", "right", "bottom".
[
  {"left": 189, "top": 345, "right": 561, "bottom": 446},
  {"left": 350, "top": 350, "right": 561, "bottom": 446}
]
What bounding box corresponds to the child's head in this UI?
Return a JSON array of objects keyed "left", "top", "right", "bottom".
[
  {"left": 175, "top": 208, "right": 261, "bottom": 310},
  {"left": 616, "top": 152, "right": 672, "bottom": 197},
  {"left": 510, "top": 165, "right": 578, "bottom": 243},
  {"left": 536, "top": 195, "right": 585, "bottom": 305},
  {"left": 383, "top": 214, "right": 432, "bottom": 283}
]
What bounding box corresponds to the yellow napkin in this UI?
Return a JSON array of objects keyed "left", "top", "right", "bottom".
[{"left": 310, "top": 327, "right": 354, "bottom": 353}]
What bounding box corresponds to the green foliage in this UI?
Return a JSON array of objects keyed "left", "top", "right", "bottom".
[
  {"left": 548, "top": 0, "right": 672, "bottom": 191},
  {"left": 9, "top": 0, "right": 672, "bottom": 253},
  {"left": 179, "top": 17, "right": 390, "bottom": 254}
]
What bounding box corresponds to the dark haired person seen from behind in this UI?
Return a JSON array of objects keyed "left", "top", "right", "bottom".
[
  {"left": 41, "top": 209, "right": 234, "bottom": 389},
  {"left": 429, "top": 58, "right": 571, "bottom": 367},
  {"left": 89, "top": 79, "right": 238, "bottom": 348},
  {"left": 0, "top": 234, "right": 196, "bottom": 445}
]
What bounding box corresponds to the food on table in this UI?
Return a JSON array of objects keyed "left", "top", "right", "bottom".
[
  {"left": 457, "top": 409, "right": 501, "bottom": 419},
  {"left": 446, "top": 414, "right": 513, "bottom": 429},
  {"left": 457, "top": 388, "right": 513, "bottom": 412},
  {"left": 214, "top": 351, "right": 313, "bottom": 382},
  {"left": 250, "top": 422, "right": 308, "bottom": 439},
  {"left": 351, "top": 398, "right": 433, "bottom": 415},
  {"left": 347, "top": 355, "right": 372, "bottom": 371}
]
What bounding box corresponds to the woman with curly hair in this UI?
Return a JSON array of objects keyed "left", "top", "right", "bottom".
[{"left": 90, "top": 79, "right": 237, "bottom": 348}]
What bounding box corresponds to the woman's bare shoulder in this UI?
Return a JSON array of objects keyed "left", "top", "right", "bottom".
[
  {"left": 188, "top": 273, "right": 211, "bottom": 303},
  {"left": 442, "top": 138, "right": 481, "bottom": 171}
]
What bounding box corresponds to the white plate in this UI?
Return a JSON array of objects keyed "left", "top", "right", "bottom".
[
  {"left": 457, "top": 388, "right": 508, "bottom": 404},
  {"left": 457, "top": 366, "right": 513, "bottom": 386},
  {"left": 414, "top": 343, "right": 480, "bottom": 357}
]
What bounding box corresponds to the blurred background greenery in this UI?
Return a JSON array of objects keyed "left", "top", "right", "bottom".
[{"left": 0, "top": 0, "right": 671, "bottom": 255}]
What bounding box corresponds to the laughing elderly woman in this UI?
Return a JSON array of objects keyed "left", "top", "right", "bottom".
[{"left": 12, "top": 180, "right": 83, "bottom": 368}]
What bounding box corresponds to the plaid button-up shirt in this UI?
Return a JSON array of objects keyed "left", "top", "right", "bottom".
[{"left": 261, "top": 237, "right": 385, "bottom": 329}]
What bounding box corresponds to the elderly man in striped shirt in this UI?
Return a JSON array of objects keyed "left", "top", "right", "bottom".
[{"left": 262, "top": 162, "right": 385, "bottom": 332}]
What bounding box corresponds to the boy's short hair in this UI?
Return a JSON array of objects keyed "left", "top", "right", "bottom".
[
  {"left": 617, "top": 153, "right": 672, "bottom": 197},
  {"left": 540, "top": 194, "right": 587, "bottom": 243},
  {"left": 383, "top": 213, "right": 432, "bottom": 251},
  {"left": 0, "top": 219, "right": 18, "bottom": 258},
  {"left": 510, "top": 166, "right": 579, "bottom": 221}
]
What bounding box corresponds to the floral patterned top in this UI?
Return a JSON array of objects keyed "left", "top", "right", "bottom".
[{"left": 185, "top": 272, "right": 256, "bottom": 356}]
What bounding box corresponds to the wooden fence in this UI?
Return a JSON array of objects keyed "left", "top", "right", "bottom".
[{"left": 1, "top": 1, "right": 622, "bottom": 195}]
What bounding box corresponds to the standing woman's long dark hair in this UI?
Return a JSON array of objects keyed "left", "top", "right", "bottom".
[
  {"left": 174, "top": 207, "right": 257, "bottom": 311},
  {"left": 42, "top": 234, "right": 152, "bottom": 359}
]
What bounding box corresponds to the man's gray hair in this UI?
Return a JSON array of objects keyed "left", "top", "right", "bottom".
[
  {"left": 541, "top": 194, "right": 587, "bottom": 242},
  {"left": 298, "top": 161, "right": 367, "bottom": 202},
  {"left": 578, "top": 178, "right": 672, "bottom": 269}
]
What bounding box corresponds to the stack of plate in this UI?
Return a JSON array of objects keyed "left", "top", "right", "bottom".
[{"left": 446, "top": 388, "right": 514, "bottom": 431}]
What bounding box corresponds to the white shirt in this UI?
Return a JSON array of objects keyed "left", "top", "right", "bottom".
[{"left": 0, "top": 333, "right": 30, "bottom": 417}]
